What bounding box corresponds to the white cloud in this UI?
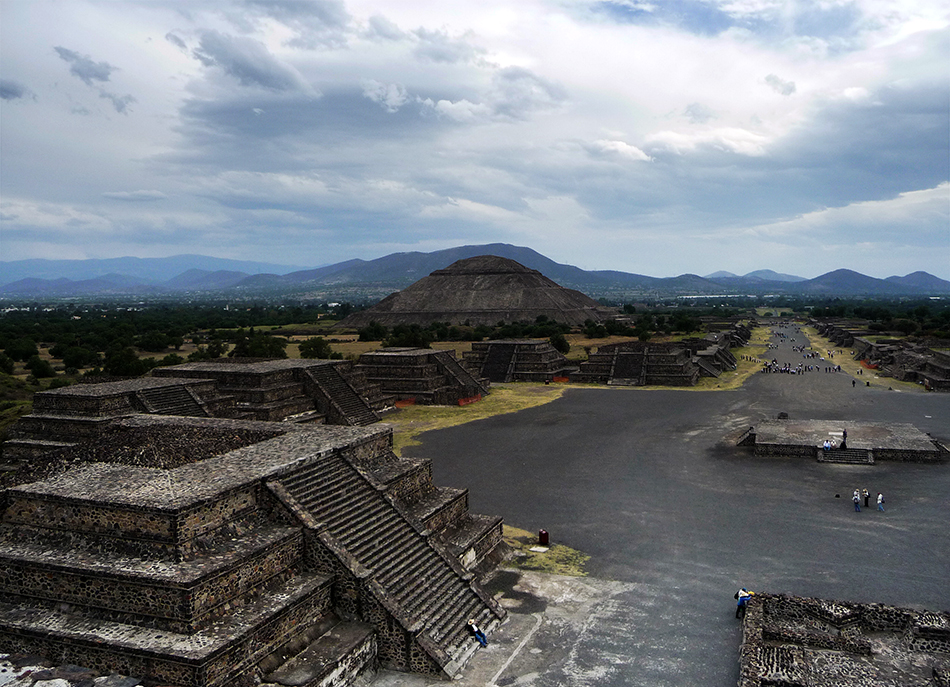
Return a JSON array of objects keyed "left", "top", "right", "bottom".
[
  {"left": 744, "top": 183, "right": 950, "bottom": 243},
  {"left": 361, "top": 79, "right": 409, "bottom": 112},
  {"left": 589, "top": 139, "right": 652, "bottom": 161},
  {"left": 646, "top": 127, "right": 772, "bottom": 156}
]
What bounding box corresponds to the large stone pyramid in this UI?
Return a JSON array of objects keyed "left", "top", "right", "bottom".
[{"left": 341, "top": 255, "right": 615, "bottom": 327}]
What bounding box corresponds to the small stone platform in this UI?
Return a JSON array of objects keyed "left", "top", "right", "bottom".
[
  {"left": 738, "top": 420, "right": 948, "bottom": 463},
  {"left": 739, "top": 593, "right": 950, "bottom": 687}
]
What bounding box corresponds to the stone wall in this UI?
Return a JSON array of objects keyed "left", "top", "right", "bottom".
[{"left": 738, "top": 593, "right": 950, "bottom": 687}]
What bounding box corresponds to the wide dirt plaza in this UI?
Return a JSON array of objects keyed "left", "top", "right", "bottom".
[{"left": 381, "top": 327, "right": 950, "bottom": 687}]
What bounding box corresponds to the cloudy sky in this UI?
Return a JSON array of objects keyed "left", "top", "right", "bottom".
[{"left": 1, "top": 0, "right": 948, "bottom": 279}]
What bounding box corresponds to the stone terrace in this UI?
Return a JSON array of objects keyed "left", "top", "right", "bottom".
[
  {"left": 154, "top": 359, "right": 390, "bottom": 425},
  {"left": 461, "top": 340, "right": 573, "bottom": 383},
  {"left": 354, "top": 349, "right": 489, "bottom": 406},
  {"left": 739, "top": 419, "right": 949, "bottom": 463},
  {"left": 0, "top": 417, "right": 506, "bottom": 686},
  {"left": 738, "top": 593, "right": 950, "bottom": 687}
]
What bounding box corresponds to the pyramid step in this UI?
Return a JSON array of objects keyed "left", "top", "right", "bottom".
[
  {"left": 0, "top": 524, "right": 304, "bottom": 632},
  {"left": 0, "top": 573, "right": 333, "bottom": 687},
  {"left": 262, "top": 619, "right": 376, "bottom": 687},
  {"left": 401, "top": 567, "right": 459, "bottom": 618}
]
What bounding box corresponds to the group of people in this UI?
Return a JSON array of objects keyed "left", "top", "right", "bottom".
[{"left": 852, "top": 488, "right": 884, "bottom": 512}]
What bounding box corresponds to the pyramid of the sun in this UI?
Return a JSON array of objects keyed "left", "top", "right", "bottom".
[{"left": 340, "top": 255, "right": 615, "bottom": 327}]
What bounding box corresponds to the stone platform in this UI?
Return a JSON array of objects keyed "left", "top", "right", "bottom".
[
  {"left": 739, "top": 420, "right": 948, "bottom": 463},
  {"left": 739, "top": 593, "right": 950, "bottom": 687}
]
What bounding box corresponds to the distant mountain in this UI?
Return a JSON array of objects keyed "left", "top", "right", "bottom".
[
  {"left": 795, "top": 269, "right": 909, "bottom": 295},
  {"left": 2, "top": 245, "right": 948, "bottom": 299},
  {"left": 0, "top": 255, "right": 306, "bottom": 286},
  {"left": 885, "top": 271, "right": 950, "bottom": 291},
  {"left": 165, "top": 269, "right": 250, "bottom": 291},
  {"left": 743, "top": 269, "right": 805, "bottom": 282},
  {"left": 0, "top": 273, "right": 156, "bottom": 296}
]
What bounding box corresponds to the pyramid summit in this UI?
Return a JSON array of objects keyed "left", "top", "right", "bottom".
[{"left": 340, "top": 255, "right": 616, "bottom": 327}]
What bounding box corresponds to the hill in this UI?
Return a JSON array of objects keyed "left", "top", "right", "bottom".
[{"left": 2, "top": 246, "right": 948, "bottom": 300}]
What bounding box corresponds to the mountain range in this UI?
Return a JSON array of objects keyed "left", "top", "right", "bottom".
[{"left": 2, "top": 245, "right": 949, "bottom": 300}]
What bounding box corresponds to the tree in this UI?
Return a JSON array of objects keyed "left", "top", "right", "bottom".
[
  {"left": 62, "top": 346, "right": 99, "bottom": 370},
  {"left": 104, "top": 347, "right": 149, "bottom": 376},
  {"left": 384, "top": 324, "right": 432, "bottom": 348},
  {"left": 299, "top": 337, "right": 341, "bottom": 359},
  {"left": 136, "top": 331, "right": 170, "bottom": 352},
  {"left": 229, "top": 333, "right": 288, "bottom": 358},
  {"left": 0, "top": 352, "right": 14, "bottom": 375},
  {"left": 549, "top": 332, "right": 570, "bottom": 354},
  {"left": 25, "top": 355, "right": 56, "bottom": 378},
  {"left": 4, "top": 338, "right": 38, "bottom": 362},
  {"left": 358, "top": 322, "right": 388, "bottom": 341}
]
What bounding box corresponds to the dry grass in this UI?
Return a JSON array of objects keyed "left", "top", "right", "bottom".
[
  {"left": 502, "top": 525, "right": 590, "bottom": 577},
  {"left": 384, "top": 383, "right": 568, "bottom": 455}
]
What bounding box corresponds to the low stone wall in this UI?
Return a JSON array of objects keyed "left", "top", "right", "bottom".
[{"left": 739, "top": 593, "right": 950, "bottom": 687}]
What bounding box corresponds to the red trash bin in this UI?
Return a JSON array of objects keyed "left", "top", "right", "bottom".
[{"left": 538, "top": 529, "right": 549, "bottom": 546}]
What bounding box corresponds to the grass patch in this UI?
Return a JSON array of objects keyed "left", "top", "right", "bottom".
[
  {"left": 385, "top": 383, "right": 567, "bottom": 455},
  {"left": 502, "top": 525, "right": 590, "bottom": 577}
]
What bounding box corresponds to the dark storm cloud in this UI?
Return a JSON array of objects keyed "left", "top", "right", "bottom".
[
  {"left": 774, "top": 80, "right": 950, "bottom": 207},
  {"left": 0, "top": 79, "right": 32, "bottom": 100},
  {"left": 54, "top": 46, "right": 115, "bottom": 85},
  {"left": 193, "top": 31, "right": 309, "bottom": 91}
]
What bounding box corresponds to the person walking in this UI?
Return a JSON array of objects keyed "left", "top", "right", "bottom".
[
  {"left": 863, "top": 489, "right": 869, "bottom": 508},
  {"left": 877, "top": 493, "right": 885, "bottom": 511},
  {"left": 853, "top": 490, "right": 861, "bottom": 512}
]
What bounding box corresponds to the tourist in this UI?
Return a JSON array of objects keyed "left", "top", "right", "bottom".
[
  {"left": 735, "top": 588, "right": 754, "bottom": 619},
  {"left": 853, "top": 490, "right": 861, "bottom": 512},
  {"left": 878, "top": 493, "right": 885, "bottom": 511},
  {"left": 862, "top": 489, "right": 869, "bottom": 508},
  {"left": 468, "top": 619, "right": 488, "bottom": 647}
]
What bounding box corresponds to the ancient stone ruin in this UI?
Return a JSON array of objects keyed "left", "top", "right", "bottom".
[
  {"left": 339, "top": 255, "right": 616, "bottom": 328},
  {"left": 0, "top": 415, "right": 506, "bottom": 686},
  {"left": 461, "top": 339, "right": 574, "bottom": 383},
  {"left": 353, "top": 348, "right": 489, "bottom": 405},
  {"left": 572, "top": 325, "right": 748, "bottom": 386},
  {"left": 739, "top": 592, "right": 950, "bottom": 686},
  {"left": 814, "top": 321, "right": 950, "bottom": 391},
  {"left": 2, "top": 359, "right": 393, "bottom": 462},
  {"left": 737, "top": 419, "right": 949, "bottom": 464}
]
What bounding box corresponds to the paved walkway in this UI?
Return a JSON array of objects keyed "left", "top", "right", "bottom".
[{"left": 388, "top": 325, "right": 950, "bottom": 686}]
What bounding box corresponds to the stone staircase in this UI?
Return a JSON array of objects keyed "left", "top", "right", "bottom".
[
  {"left": 479, "top": 344, "right": 517, "bottom": 383},
  {"left": 433, "top": 352, "right": 490, "bottom": 397},
  {"left": 305, "top": 366, "right": 380, "bottom": 426},
  {"left": 695, "top": 357, "right": 722, "bottom": 378},
  {"left": 279, "top": 454, "right": 504, "bottom": 675},
  {"left": 135, "top": 384, "right": 209, "bottom": 417},
  {"left": 817, "top": 448, "right": 874, "bottom": 464}
]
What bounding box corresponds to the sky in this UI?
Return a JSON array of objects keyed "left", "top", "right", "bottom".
[{"left": 1, "top": 0, "right": 948, "bottom": 280}]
